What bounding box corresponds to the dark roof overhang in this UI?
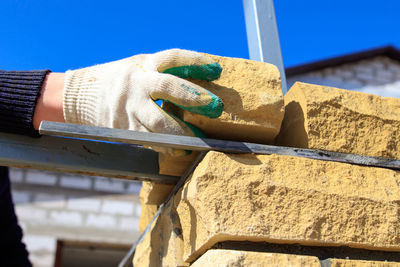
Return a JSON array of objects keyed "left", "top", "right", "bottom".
[{"left": 285, "top": 46, "right": 400, "bottom": 77}]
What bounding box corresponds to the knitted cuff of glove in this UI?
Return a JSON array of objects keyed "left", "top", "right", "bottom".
[{"left": 63, "top": 69, "right": 100, "bottom": 126}]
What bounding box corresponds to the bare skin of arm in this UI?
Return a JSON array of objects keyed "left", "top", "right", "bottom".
[{"left": 32, "top": 73, "right": 65, "bottom": 130}]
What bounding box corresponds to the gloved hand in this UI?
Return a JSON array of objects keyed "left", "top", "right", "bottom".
[{"left": 63, "top": 49, "right": 224, "bottom": 155}]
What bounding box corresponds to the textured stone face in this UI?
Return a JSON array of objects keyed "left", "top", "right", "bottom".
[
  {"left": 328, "top": 259, "right": 400, "bottom": 267},
  {"left": 134, "top": 152, "right": 400, "bottom": 263},
  {"left": 192, "top": 252, "right": 400, "bottom": 267},
  {"left": 134, "top": 191, "right": 188, "bottom": 267},
  {"left": 158, "top": 151, "right": 199, "bottom": 176},
  {"left": 134, "top": 151, "right": 400, "bottom": 266},
  {"left": 138, "top": 182, "right": 174, "bottom": 233},
  {"left": 184, "top": 54, "right": 284, "bottom": 144},
  {"left": 159, "top": 54, "right": 284, "bottom": 176},
  {"left": 191, "top": 250, "right": 321, "bottom": 267},
  {"left": 276, "top": 82, "right": 400, "bottom": 159},
  {"left": 138, "top": 203, "right": 157, "bottom": 234},
  {"left": 139, "top": 181, "right": 174, "bottom": 205},
  {"left": 177, "top": 152, "right": 400, "bottom": 262}
]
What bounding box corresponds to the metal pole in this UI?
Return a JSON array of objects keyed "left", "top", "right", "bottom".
[{"left": 243, "top": 0, "right": 287, "bottom": 94}]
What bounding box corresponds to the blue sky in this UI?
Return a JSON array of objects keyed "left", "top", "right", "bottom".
[{"left": 0, "top": 0, "right": 399, "bottom": 71}]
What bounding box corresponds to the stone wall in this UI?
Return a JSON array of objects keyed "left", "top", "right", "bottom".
[{"left": 135, "top": 79, "right": 400, "bottom": 266}]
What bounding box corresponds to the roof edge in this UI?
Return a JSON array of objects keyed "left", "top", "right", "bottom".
[{"left": 285, "top": 45, "right": 400, "bottom": 77}]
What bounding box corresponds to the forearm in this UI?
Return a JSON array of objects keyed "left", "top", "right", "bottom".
[{"left": 32, "top": 72, "right": 65, "bottom": 130}]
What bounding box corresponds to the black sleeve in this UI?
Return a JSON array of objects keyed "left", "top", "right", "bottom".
[
  {"left": 0, "top": 70, "right": 51, "bottom": 136},
  {"left": 0, "top": 167, "right": 32, "bottom": 267}
]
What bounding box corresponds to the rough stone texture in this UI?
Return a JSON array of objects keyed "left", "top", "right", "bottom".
[
  {"left": 138, "top": 182, "right": 174, "bottom": 233},
  {"left": 140, "top": 182, "right": 174, "bottom": 205},
  {"left": 178, "top": 152, "right": 400, "bottom": 261},
  {"left": 138, "top": 203, "right": 158, "bottom": 234},
  {"left": 159, "top": 54, "right": 284, "bottom": 177},
  {"left": 328, "top": 259, "right": 400, "bottom": 267},
  {"left": 134, "top": 151, "right": 400, "bottom": 266},
  {"left": 276, "top": 82, "right": 400, "bottom": 159},
  {"left": 191, "top": 249, "right": 321, "bottom": 267},
  {"left": 182, "top": 54, "right": 284, "bottom": 144},
  {"left": 134, "top": 190, "right": 188, "bottom": 267},
  {"left": 158, "top": 151, "right": 199, "bottom": 176}
]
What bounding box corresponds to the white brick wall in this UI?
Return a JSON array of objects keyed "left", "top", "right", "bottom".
[
  {"left": 8, "top": 168, "right": 142, "bottom": 267},
  {"left": 16, "top": 206, "right": 47, "bottom": 221},
  {"left": 287, "top": 56, "right": 400, "bottom": 98},
  {"left": 34, "top": 193, "right": 65, "bottom": 209},
  {"left": 12, "top": 190, "right": 31, "bottom": 204},
  {"left": 9, "top": 168, "right": 142, "bottom": 195},
  {"left": 119, "top": 217, "right": 140, "bottom": 231},
  {"left": 9, "top": 168, "right": 24, "bottom": 183},
  {"left": 59, "top": 175, "right": 92, "bottom": 190},
  {"left": 94, "top": 177, "right": 125, "bottom": 192},
  {"left": 26, "top": 171, "right": 57, "bottom": 186},
  {"left": 23, "top": 235, "right": 56, "bottom": 267},
  {"left": 67, "top": 198, "right": 101, "bottom": 212},
  {"left": 102, "top": 200, "right": 134, "bottom": 215},
  {"left": 35, "top": 192, "right": 65, "bottom": 202},
  {"left": 134, "top": 203, "right": 142, "bottom": 217},
  {"left": 86, "top": 214, "right": 117, "bottom": 228},
  {"left": 49, "top": 210, "right": 84, "bottom": 226},
  {"left": 126, "top": 183, "right": 142, "bottom": 194}
]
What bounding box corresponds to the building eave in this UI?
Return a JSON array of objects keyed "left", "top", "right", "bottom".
[{"left": 285, "top": 46, "right": 400, "bottom": 77}]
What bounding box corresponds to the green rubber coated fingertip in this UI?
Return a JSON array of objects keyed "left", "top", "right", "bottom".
[{"left": 163, "top": 62, "right": 222, "bottom": 81}]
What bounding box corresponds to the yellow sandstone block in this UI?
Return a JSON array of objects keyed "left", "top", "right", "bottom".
[
  {"left": 158, "top": 151, "right": 199, "bottom": 176},
  {"left": 277, "top": 82, "right": 400, "bottom": 158},
  {"left": 178, "top": 152, "right": 400, "bottom": 261},
  {"left": 134, "top": 192, "right": 188, "bottom": 267},
  {"left": 139, "top": 181, "right": 174, "bottom": 205},
  {"left": 138, "top": 182, "right": 174, "bottom": 233},
  {"left": 159, "top": 54, "right": 284, "bottom": 176},
  {"left": 138, "top": 203, "right": 157, "bottom": 234},
  {"left": 191, "top": 249, "right": 321, "bottom": 267},
  {"left": 329, "top": 259, "right": 400, "bottom": 267},
  {"left": 191, "top": 252, "right": 400, "bottom": 267},
  {"left": 135, "top": 151, "right": 400, "bottom": 265},
  {"left": 183, "top": 54, "right": 284, "bottom": 144}
]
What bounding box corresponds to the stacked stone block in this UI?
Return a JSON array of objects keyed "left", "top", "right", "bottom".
[
  {"left": 137, "top": 54, "right": 285, "bottom": 233},
  {"left": 159, "top": 54, "right": 284, "bottom": 176},
  {"left": 276, "top": 82, "right": 400, "bottom": 158},
  {"left": 136, "top": 58, "right": 400, "bottom": 266}
]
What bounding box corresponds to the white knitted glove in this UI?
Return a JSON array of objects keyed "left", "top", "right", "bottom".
[{"left": 63, "top": 49, "right": 223, "bottom": 155}]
